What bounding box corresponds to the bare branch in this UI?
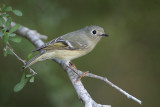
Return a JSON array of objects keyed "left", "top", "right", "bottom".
[
  {"left": 10, "top": 22, "right": 47, "bottom": 48},
  {"left": 85, "top": 72, "right": 142, "bottom": 104},
  {"left": 8, "top": 21, "right": 142, "bottom": 107},
  {"left": 6, "top": 45, "right": 25, "bottom": 64}
]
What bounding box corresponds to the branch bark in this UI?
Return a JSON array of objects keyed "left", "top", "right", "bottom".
[{"left": 9, "top": 21, "right": 141, "bottom": 107}]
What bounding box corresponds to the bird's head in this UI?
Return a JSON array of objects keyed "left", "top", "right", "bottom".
[{"left": 84, "top": 25, "right": 109, "bottom": 40}]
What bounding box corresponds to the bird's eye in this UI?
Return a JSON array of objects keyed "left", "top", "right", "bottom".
[{"left": 92, "top": 30, "right": 96, "bottom": 34}]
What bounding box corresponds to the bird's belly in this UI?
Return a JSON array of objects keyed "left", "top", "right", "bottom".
[
  {"left": 54, "top": 50, "right": 89, "bottom": 60},
  {"left": 45, "top": 49, "right": 89, "bottom": 61}
]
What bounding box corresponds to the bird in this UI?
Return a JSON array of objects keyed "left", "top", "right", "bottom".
[{"left": 24, "top": 25, "right": 108, "bottom": 69}]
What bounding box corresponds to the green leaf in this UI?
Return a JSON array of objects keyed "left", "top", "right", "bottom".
[
  {"left": 9, "top": 37, "right": 22, "bottom": 43},
  {"left": 0, "top": 32, "right": 3, "bottom": 37},
  {"left": 6, "top": 48, "right": 13, "bottom": 55},
  {"left": 9, "top": 24, "right": 20, "bottom": 33},
  {"left": 5, "top": 6, "right": 12, "bottom": 12},
  {"left": 12, "top": 10, "right": 22, "bottom": 16},
  {"left": 8, "top": 33, "right": 16, "bottom": 37},
  {"left": 0, "top": 13, "right": 9, "bottom": 17},
  {"left": 26, "top": 74, "right": 33, "bottom": 78},
  {"left": 13, "top": 72, "right": 29, "bottom": 92},
  {"left": 5, "top": 17, "right": 12, "bottom": 30},
  {"left": 4, "top": 48, "right": 14, "bottom": 56},
  {"left": 27, "top": 53, "right": 32, "bottom": 60},
  {"left": 29, "top": 76, "right": 34, "bottom": 83},
  {"left": 3, "top": 33, "right": 8, "bottom": 46}
]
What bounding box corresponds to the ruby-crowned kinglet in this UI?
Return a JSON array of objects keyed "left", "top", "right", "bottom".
[{"left": 24, "top": 25, "right": 108, "bottom": 68}]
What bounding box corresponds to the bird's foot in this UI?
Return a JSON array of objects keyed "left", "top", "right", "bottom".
[
  {"left": 69, "top": 62, "right": 77, "bottom": 69},
  {"left": 76, "top": 71, "right": 89, "bottom": 82},
  {"left": 65, "top": 62, "right": 88, "bottom": 82}
]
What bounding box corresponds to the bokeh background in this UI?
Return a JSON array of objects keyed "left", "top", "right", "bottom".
[{"left": 0, "top": 0, "right": 160, "bottom": 107}]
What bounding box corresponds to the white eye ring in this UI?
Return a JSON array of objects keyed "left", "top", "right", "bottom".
[{"left": 92, "top": 30, "right": 96, "bottom": 34}]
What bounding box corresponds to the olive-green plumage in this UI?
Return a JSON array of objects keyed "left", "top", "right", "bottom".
[{"left": 24, "top": 25, "right": 108, "bottom": 68}]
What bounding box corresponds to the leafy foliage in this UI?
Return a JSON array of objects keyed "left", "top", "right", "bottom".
[
  {"left": 0, "top": 4, "right": 35, "bottom": 92},
  {"left": 13, "top": 71, "right": 29, "bottom": 92},
  {"left": 14, "top": 71, "right": 35, "bottom": 92},
  {"left": 0, "top": 4, "right": 22, "bottom": 56}
]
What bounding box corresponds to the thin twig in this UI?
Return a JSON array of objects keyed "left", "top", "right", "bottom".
[
  {"left": 6, "top": 45, "right": 26, "bottom": 64},
  {"left": 5, "top": 45, "right": 37, "bottom": 75},
  {"left": 29, "top": 67, "right": 37, "bottom": 75},
  {"left": 85, "top": 72, "right": 142, "bottom": 104},
  {"left": 64, "top": 65, "right": 142, "bottom": 104}
]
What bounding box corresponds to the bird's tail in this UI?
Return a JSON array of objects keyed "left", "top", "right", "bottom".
[{"left": 23, "top": 53, "right": 44, "bottom": 69}]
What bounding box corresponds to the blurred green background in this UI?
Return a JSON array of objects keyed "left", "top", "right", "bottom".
[{"left": 0, "top": 0, "right": 160, "bottom": 107}]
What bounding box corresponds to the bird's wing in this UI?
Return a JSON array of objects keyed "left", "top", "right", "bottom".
[{"left": 33, "top": 36, "right": 88, "bottom": 52}]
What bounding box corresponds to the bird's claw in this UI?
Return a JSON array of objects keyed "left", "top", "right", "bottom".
[{"left": 76, "top": 71, "right": 89, "bottom": 82}]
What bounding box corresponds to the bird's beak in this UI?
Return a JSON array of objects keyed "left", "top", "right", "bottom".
[{"left": 101, "top": 33, "right": 109, "bottom": 37}]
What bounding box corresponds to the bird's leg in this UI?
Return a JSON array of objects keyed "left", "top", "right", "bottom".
[
  {"left": 65, "top": 62, "right": 79, "bottom": 75},
  {"left": 69, "top": 62, "right": 77, "bottom": 69},
  {"left": 68, "top": 62, "right": 88, "bottom": 81},
  {"left": 76, "top": 71, "right": 89, "bottom": 81},
  {"left": 66, "top": 62, "right": 80, "bottom": 76}
]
